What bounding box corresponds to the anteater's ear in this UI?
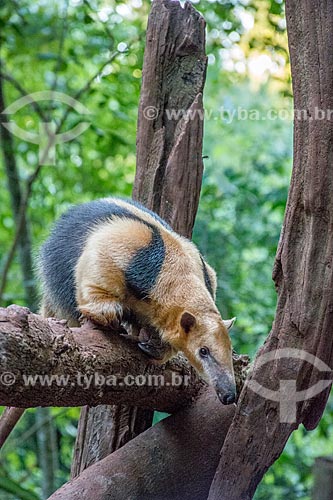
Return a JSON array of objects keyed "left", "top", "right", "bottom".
[
  {"left": 223, "top": 317, "right": 236, "bottom": 331},
  {"left": 180, "top": 312, "right": 196, "bottom": 334}
]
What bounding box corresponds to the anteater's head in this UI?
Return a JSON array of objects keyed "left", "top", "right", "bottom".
[{"left": 176, "top": 311, "right": 236, "bottom": 405}]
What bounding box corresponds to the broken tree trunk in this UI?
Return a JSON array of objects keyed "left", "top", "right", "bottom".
[
  {"left": 71, "top": 0, "right": 207, "bottom": 477},
  {"left": 133, "top": 0, "right": 207, "bottom": 234},
  {"left": 49, "top": 390, "right": 235, "bottom": 500},
  {"left": 208, "top": 1, "right": 333, "bottom": 499}
]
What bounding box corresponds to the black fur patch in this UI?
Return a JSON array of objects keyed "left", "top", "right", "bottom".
[
  {"left": 125, "top": 226, "right": 165, "bottom": 300},
  {"left": 38, "top": 199, "right": 168, "bottom": 320},
  {"left": 200, "top": 255, "right": 214, "bottom": 298},
  {"left": 124, "top": 198, "right": 173, "bottom": 231}
]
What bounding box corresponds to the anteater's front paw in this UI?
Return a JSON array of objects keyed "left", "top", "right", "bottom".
[
  {"left": 138, "top": 341, "right": 166, "bottom": 360},
  {"left": 79, "top": 302, "right": 123, "bottom": 330},
  {"left": 138, "top": 329, "right": 173, "bottom": 364}
]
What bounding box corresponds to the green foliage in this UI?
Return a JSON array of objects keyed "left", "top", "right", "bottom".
[
  {"left": 194, "top": 79, "right": 293, "bottom": 356},
  {"left": 0, "top": 473, "right": 39, "bottom": 500},
  {"left": 0, "top": 1, "right": 330, "bottom": 499},
  {"left": 1, "top": 0, "right": 147, "bottom": 307},
  {"left": 0, "top": 407, "right": 80, "bottom": 499}
]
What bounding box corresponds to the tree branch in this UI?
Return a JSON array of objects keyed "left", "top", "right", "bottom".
[
  {"left": 49, "top": 389, "right": 236, "bottom": 500},
  {"left": 133, "top": 0, "right": 207, "bottom": 236},
  {"left": 0, "top": 305, "right": 201, "bottom": 411},
  {"left": 0, "top": 305, "right": 248, "bottom": 411},
  {"left": 0, "top": 408, "right": 25, "bottom": 448},
  {"left": 0, "top": 64, "right": 48, "bottom": 121}
]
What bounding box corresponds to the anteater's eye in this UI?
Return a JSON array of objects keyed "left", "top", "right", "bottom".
[{"left": 199, "top": 347, "right": 210, "bottom": 358}]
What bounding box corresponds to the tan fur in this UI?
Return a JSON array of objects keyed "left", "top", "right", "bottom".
[
  {"left": 75, "top": 218, "right": 152, "bottom": 326},
  {"left": 73, "top": 200, "right": 233, "bottom": 382},
  {"left": 205, "top": 262, "right": 217, "bottom": 300}
]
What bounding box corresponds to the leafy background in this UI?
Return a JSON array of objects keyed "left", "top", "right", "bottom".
[{"left": 0, "top": 0, "right": 332, "bottom": 498}]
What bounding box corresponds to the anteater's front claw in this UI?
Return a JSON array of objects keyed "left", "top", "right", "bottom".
[{"left": 138, "top": 341, "right": 167, "bottom": 360}]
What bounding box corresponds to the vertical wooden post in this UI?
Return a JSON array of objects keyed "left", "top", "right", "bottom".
[{"left": 71, "top": 0, "right": 207, "bottom": 476}]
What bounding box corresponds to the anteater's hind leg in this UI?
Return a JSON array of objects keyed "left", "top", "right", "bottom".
[
  {"left": 40, "top": 297, "right": 80, "bottom": 327},
  {"left": 40, "top": 297, "right": 57, "bottom": 318}
]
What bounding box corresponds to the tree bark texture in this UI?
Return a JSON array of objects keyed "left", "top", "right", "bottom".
[
  {"left": 0, "top": 407, "right": 24, "bottom": 448},
  {"left": 0, "top": 304, "right": 246, "bottom": 408},
  {"left": 72, "top": 0, "right": 208, "bottom": 476},
  {"left": 49, "top": 390, "right": 235, "bottom": 500},
  {"left": 133, "top": 0, "right": 207, "bottom": 238},
  {"left": 208, "top": 1, "right": 333, "bottom": 499},
  {"left": 0, "top": 305, "right": 203, "bottom": 411}
]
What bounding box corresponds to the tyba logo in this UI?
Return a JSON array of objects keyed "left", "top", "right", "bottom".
[
  {"left": 246, "top": 348, "right": 332, "bottom": 423},
  {"left": 1, "top": 91, "right": 91, "bottom": 165}
]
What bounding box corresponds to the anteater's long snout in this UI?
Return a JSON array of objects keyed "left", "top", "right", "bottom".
[
  {"left": 213, "top": 370, "right": 237, "bottom": 405},
  {"left": 216, "top": 386, "right": 237, "bottom": 405}
]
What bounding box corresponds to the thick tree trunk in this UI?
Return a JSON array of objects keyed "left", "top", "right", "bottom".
[
  {"left": 49, "top": 390, "right": 235, "bottom": 500},
  {"left": 70, "top": 405, "right": 154, "bottom": 479},
  {"left": 208, "top": 1, "right": 333, "bottom": 499},
  {"left": 71, "top": 0, "right": 208, "bottom": 476}
]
